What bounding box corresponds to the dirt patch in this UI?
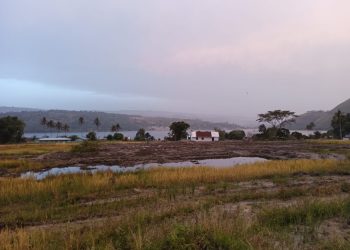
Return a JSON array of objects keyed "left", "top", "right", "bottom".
[{"left": 36, "top": 141, "right": 349, "bottom": 168}]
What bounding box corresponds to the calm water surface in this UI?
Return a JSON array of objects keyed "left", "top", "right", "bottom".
[{"left": 21, "top": 157, "right": 267, "bottom": 180}]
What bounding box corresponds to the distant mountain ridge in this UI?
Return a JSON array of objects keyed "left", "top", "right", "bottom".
[
  {"left": 0, "top": 109, "right": 242, "bottom": 133},
  {"left": 0, "top": 106, "right": 41, "bottom": 113},
  {"left": 289, "top": 98, "right": 350, "bottom": 130}
]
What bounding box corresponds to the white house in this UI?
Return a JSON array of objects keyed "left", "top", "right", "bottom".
[{"left": 190, "top": 131, "right": 220, "bottom": 142}]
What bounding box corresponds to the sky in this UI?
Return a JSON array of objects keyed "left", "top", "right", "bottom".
[{"left": 1, "top": 0, "right": 350, "bottom": 120}]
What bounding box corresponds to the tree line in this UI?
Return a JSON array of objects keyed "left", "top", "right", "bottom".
[{"left": 1, "top": 109, "right": 350, "bottom": 144}]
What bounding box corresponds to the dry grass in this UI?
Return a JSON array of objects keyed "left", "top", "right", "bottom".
[
  {"left": 0, "top": 143, "right": 73, "bottom": 156},
  {"left": 0, "top": 159, "right": 344, "bottom": 205},
  {"left": 308, "top": 139, "right": 350, "bottom": 145},
  {"left": 0, "top": 159, "right": 43, "bottom": 173},
  {"left": 0, "top": 159, "right": 349, "bottom": 249}
]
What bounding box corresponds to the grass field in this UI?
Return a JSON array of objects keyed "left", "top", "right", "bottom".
[{"left": 0, "top": 141, "right": 350, "bottom": 249}]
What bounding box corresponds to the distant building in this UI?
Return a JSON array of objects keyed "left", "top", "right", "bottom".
[
  {"left": 190, "top": 131, "right": 220, "bottom": 142},
  {"left": 343, "top": 134, "right": 350, "bottom": 141},
  {"left": 38, "top": 138, "right": 72, "bottom": 143}
]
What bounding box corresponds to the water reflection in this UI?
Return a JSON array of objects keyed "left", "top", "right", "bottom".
[{"left": 21, "top": 157, "right": 267, "bottom": 180}]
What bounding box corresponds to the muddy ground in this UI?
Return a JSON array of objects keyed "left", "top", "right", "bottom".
[{"left": 39, "top": 141, "right": 350, "bottom": 167}]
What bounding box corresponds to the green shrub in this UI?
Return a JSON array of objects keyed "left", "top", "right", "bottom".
[
  {"left": 113, "top": 133, "right": 124, "bottom": 141},
  {"left": 226, "top": 130, "right": 246, "bottom": 140},
  {"left": 86, "top": 131, "right": 97, "bottom": 141}
]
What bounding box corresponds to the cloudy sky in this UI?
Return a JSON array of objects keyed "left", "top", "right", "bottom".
[{"left": 1, "top": 0, "right": 350, "bottom": 119}]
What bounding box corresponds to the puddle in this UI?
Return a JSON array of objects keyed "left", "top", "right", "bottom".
[{"left": 21, "top": 157, "right": 267, "bottom": 180}]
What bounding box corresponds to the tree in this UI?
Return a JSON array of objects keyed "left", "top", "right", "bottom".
[
  {"left": 113, "top": 133, "right": 124, "bottom": 141},
  {"left": 226, "top": 130, "right": 246, "bottom": 140},
  {"left": 134, "top": 128, "right": 146, "bottom": 141},
  {"left": 0, "top": 116, "right": 25, "bottom": 144},
  {"left": 86, "top": 131, "right": 97, "bottom": 141},
  {"left": 214, "top": 128, "right": 226, "bottom": 140},
  {"left": 56, "top": 121, "right": 62, "bottom": 136},
  {"left": 306, "top": 122, "right": 316, "bottom": 130},
  {"left": 94, "top": 117, "right": 101, "bottom": 132},
  {"left": 111, "top": 123, "right": 121, "bottom": 133},
  {"left": 40, "top": 117, "right": 47, "bottom": 135},
  {"left": 258, "top": 124, "right": 267, "bottom": 134},
  {"left": 46, "top": 120, "right": 55, "bottom": 136},
  {"left": 78, "top": 117, "right": 84, "bottom": 137},
  {"left": 169, "top": 121, "right": 190, "bottom": 141},
  {"left": 331, "top": 110, "right": 350, "bottom": 139},
  {"left": 257, "top": 110, "right": 298, "bottom": 128},
  {"left": 63, "top": 124, "right": 70, "bottom": 136}
]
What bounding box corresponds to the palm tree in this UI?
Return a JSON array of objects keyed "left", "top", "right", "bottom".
[
  {"left": 111, "top": 123, "right": 121, "bottom": 133},
  {"left": 56, "top": 121, "right": 62, "bottom": 137},
  {"left": 40, "top": 117, "right": 47, "bottom": 136},
  {"left": 116, "top": 123, "right": 121, "bottom": 132},
  {"left": 46, "top": 120, "right": 55, "bottom": 137},
  {"left": 63, "top": 124, "right": 70, "bottom": 136},
  {"left": 94, "top": 117, "right": 101, "bottom": 132},
  {"left": 78, "top": 117, "right": 84, "bottom": 138},
  {"left": 336, "top": 110, "right": 344, "bottom": 140}
]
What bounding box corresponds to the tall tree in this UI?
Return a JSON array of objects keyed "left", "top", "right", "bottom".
[
  {"left": 134, "top": 128, "right": 146, "bottom": 141},
  {"left": 169, "top": 121, "right": 190, "bottom": 141},
  {"left": 46, "top": 120, "right": 55, "bottom": 136},
  {"left": 0, "top": 116, "right": 25, "bottom": 144},
  {"left": 94, "top": 117, "right": 101, "bottom": 132},
  {"left": 306, "top": 122, "right": 316, "bottom": 130},
  {"left": 56, "top": 121, "right": 62, "bottom": 136},
  {"left": 63, "top": 124, "right": 70, "bottom": 136},
  {"left": 331, "top": 110, "right": 348, "bottom": 139},
  {"left": 257, "top": 110, "right": 298, "bottom": 128},
  {"left": 40, "top": 117, "right": 47, "bottom": 136},
  {"left": 111, "top": 123, "right": 121, "bottom": 133},
  {"left": 78, "top": 117, "right": 84, "bottom": 137}
]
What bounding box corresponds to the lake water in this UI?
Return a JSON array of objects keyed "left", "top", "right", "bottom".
[
  {"left": 21, "top": 157, "right": 267, "bottom": 180},
  {"left": 24, "top": 129, "right": 323, "bottom": 140},
  {"left": 24, "top": 131, "right": 169, "bottom": 140}
]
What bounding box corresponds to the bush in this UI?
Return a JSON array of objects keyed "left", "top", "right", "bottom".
[
  {"left": 0, "top": 116, "right": 25, "bottom": 144},
  {"left": 276, "top": 128, "right": 290, "bottom": 139},
  {"left": 86, "top": 131, "right": 97, "bottom": 141},
  {"left": 291, "top": 131, "right": 303, "bottom": 140},
  {"left": 106, "top": 134, "right": 113, "bottom": 141},
  {"left": 71, "top": 141, "right": 99, "bottom": 153},
  {"left": 226, "top": 130, "right": 246, "bottom": 140},
  {"left": 113, "top": 133, "right": 124, "bottom": 141}
]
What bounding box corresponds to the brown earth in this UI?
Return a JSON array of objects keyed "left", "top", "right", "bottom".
[{"left": 38, "top": 141, "right": 349, "bottom": 168}]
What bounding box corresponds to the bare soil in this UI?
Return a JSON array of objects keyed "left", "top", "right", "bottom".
[{"left": 38, "top": 141, "right": 349, "bottom": 167}]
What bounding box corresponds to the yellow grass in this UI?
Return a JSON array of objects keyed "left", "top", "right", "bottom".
[
  {"left": 0, "top": 143, "right": 73, "bottom": 156},
  {"left": 0, "top": 159, "right": 343, "bottom": 201},
  {"left": 308, "top": 139, "right": 350, "bottom": 145},
  {"left": 0, "top": 159, "right": 43, "bottom": 172}
]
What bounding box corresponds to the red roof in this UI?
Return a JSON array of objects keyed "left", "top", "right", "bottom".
[{"left": 196, "top": 131, "right": 212, "bottom": 138}]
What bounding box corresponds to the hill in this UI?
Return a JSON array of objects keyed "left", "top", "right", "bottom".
[
  {"left": 0, "top": 110, "right": 242, "bottom": 133},
  {"left": 0, "top": 106, "right": 41, "bottom": 113},
  {"left": 289, "top": 98, "right": 350, "bottom": 130}
]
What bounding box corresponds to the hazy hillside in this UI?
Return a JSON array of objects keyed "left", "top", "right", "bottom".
[
  {"left": 0, "top": 110, "right": 241, "bottom": 133},
  {"left": 289, "top": 98, "right": 350, "bottom": 130},
  {"left": 0, "top": 106, "right": 41, "bottom": 113}
]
